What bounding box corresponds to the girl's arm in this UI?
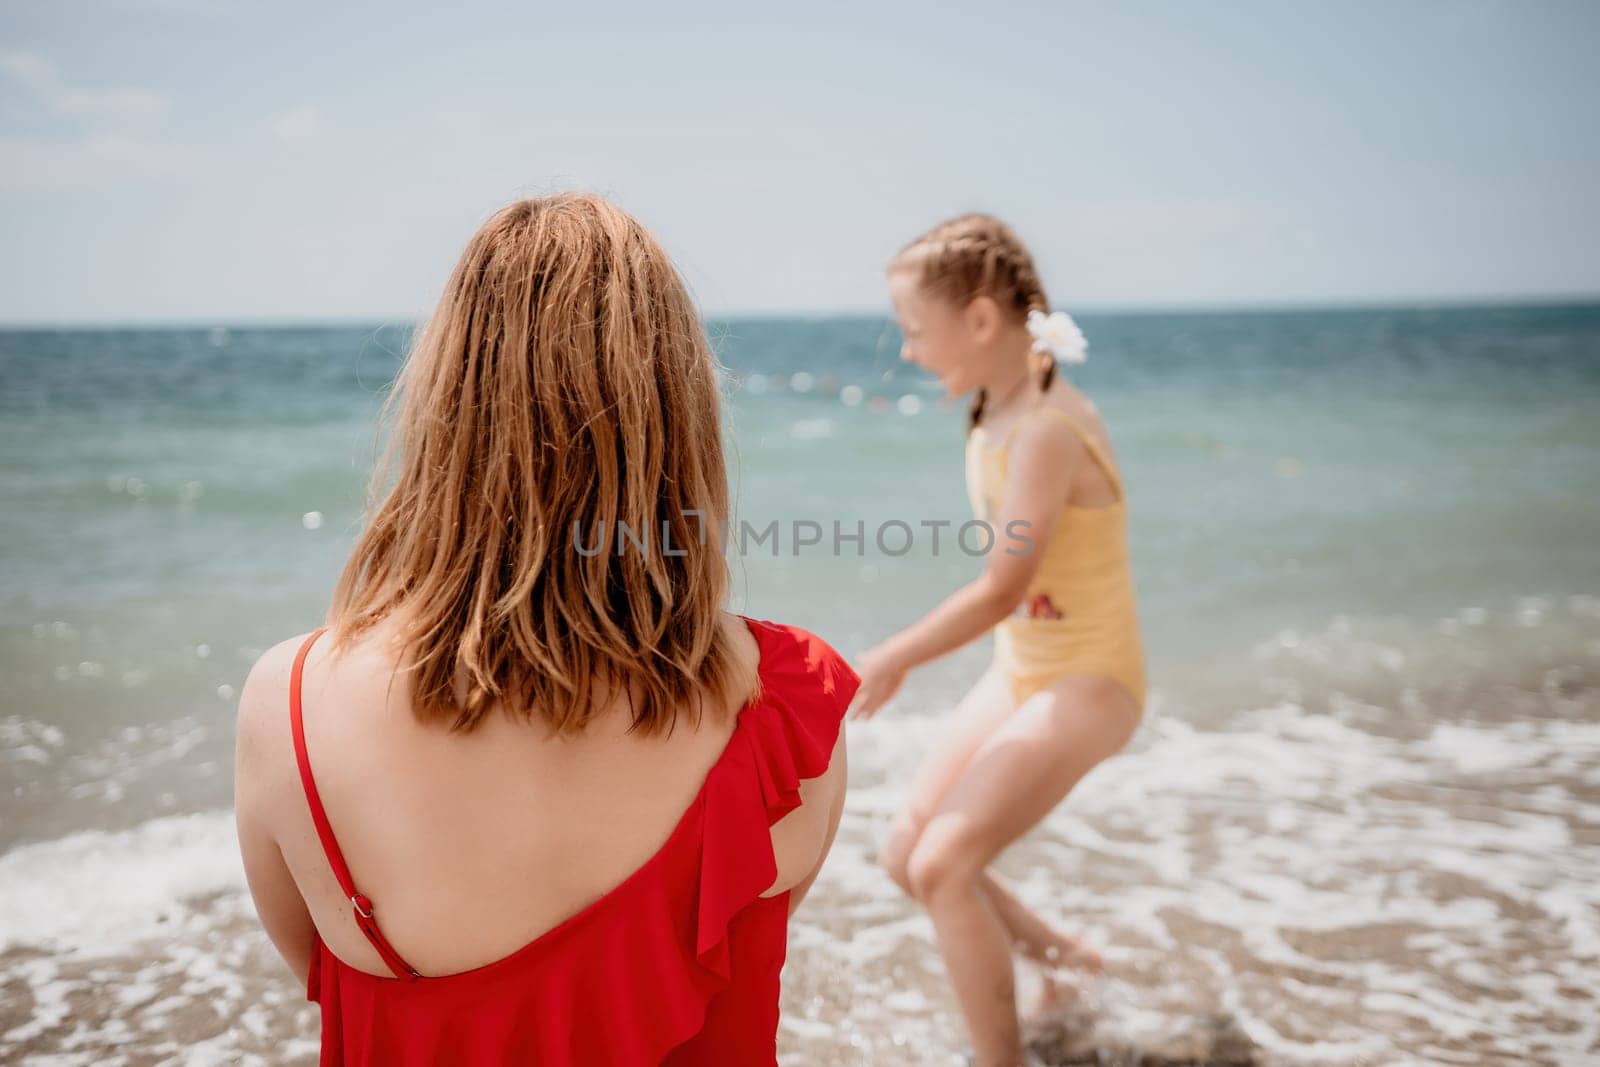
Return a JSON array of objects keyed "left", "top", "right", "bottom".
[{"left": 849, "top": 414, "right": 1077, "bottom": 718}]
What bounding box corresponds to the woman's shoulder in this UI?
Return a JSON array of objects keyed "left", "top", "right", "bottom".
[
  {"left": 236, "top": 632, "right": 319, "bottom": 739},
  {"left": 741, "top": 616, "right": 859, "bottom": 704},
  {"left": 233, "top": 631, "right": 325, "bottom": 817},
  {"left": 718, "top": 619, "right": 855, "bottom": 834}
]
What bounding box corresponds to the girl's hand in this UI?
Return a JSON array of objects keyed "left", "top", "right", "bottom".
[{"left": 848, "top": 645, "right": 909, "bottom": 720}]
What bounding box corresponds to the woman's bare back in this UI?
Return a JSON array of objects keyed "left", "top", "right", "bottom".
[{"left": 237, "top": 612, "right": 843, "bottom": 978}]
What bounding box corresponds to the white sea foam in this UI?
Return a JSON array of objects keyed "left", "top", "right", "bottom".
[
  {"left": 2, "top": 603, "right": 1597, "bottom": 1064},
  {"left": 0, "top": 811, "right": 243, "bottom": 954}
]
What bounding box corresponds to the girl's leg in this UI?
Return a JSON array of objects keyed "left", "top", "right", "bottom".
[
  {"left": 978, "top": 871, "right": 1102, "bottom": 972},
  {"left": 879, "top": 665, "right": 1015, "bottom": 895},
  {"left": 881, "top": 669, "right": 1105, "bottom": 976},
  {"left": 904, "top": 675, "right": 1140, "bottom": 1067}
]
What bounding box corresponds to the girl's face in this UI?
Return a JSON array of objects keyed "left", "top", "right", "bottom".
[{"left": 888, "top": 270, "right": 982, "bottom": 398}]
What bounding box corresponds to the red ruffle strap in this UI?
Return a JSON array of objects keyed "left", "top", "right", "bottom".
[{"left": 694, "top": 619, "right": 860, "bottom": 976}]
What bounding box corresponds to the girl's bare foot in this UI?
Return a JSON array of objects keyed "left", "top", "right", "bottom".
[
  {"left": 1022, "top": 929, "right": 1104, "bottom": 975},
  {"left": 1019, "top": 960, "right": 1083, "bottom": 1022},
  {"left": 1015, "top": 928, "right": 1103, "bottom": 1024}
]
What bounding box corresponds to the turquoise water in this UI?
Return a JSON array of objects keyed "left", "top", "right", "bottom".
[
  {"left": 2, "top": 307, "right": 1599, "bottom": 1064},
  {"left": 2, "top": 306, "right": 1599, "bottom": 846}
]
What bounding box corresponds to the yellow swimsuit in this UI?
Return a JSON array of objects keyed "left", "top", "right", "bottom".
[{"left": 966, "top": 403, "right": 1147, "bottom": 711}]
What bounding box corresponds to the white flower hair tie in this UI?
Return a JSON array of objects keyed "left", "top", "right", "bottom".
[{"left": 1026, "top": 309, "right": 1088, "bottom": 365}]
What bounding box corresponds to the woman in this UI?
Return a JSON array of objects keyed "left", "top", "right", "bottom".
[{"left": 234, "top": 194, "right": 858, "bottom": 1065}]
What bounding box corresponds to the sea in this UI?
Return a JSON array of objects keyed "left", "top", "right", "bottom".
[{"left": 1, "top": 304, "right": 1597, "bottom": 1065}]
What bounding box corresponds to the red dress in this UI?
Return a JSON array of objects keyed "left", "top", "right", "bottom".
[{"left": 288, "top": 616, "right": 860, "bottom": 1066}]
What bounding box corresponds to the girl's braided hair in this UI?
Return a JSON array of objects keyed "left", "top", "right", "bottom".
[{"left": 890, "top": 214, "right": 1056, "bottom": 432}]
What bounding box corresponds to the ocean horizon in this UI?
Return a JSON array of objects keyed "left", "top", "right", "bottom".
[{"left": 5, "top": 293, "right": 1599, "bottom": 330}]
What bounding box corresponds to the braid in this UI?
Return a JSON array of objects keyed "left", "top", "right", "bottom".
[
  {"left": 889, "top": 214, "right": 1052, "bottom": 433},
  {"left": 969, "top": 386, "right": 987, "bottom": 433}
]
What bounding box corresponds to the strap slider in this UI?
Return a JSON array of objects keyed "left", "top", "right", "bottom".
[{"left": 352, "top": 893, "right": 374, "bottom": 920}]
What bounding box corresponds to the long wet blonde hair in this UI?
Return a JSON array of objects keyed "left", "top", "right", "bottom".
[
  {"left": 889, "top": 213, "right": 1055, "bottom": 432},
  {"left": 329, "top": 194, "right": 741, "bottom": 735}
]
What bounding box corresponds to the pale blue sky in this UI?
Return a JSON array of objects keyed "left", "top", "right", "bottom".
[{"left": 2, "top": 0, "right": 1596, "bottom": 322}]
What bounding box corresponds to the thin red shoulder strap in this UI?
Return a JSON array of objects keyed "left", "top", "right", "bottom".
[{"left": 289, "top": 628, "right": 421, "bottom": 981}]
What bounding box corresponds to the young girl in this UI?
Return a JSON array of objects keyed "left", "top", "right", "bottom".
[{"left": 849, "top": 214, "right": 1146, "bottom": 1067}]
